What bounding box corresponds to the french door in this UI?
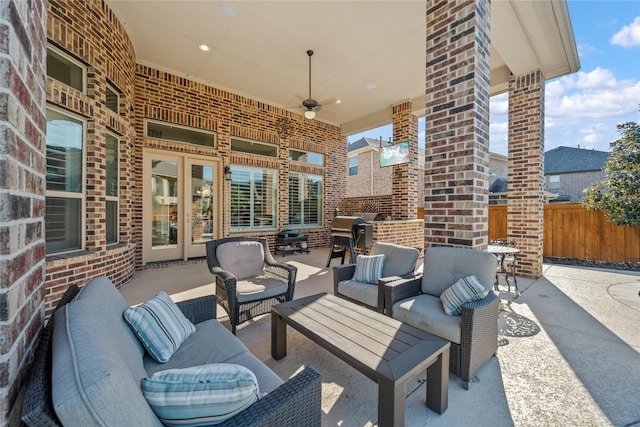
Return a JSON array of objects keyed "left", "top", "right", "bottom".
[{"left": 144, "top": 150, "right": 221, "bottom": 263}]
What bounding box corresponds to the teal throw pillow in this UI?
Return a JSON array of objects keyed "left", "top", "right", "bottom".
[
  {"left": 124, "top": 291, "right": 196, "bottom": 363},
  {"left": 141, "top": 364, "right": 259, "bottom": 426},
  {"left": 352, "top": 254, "right": 386, "bottom": 284},
  {"left": 440, "top": 275, "right": 490, "bottom": 316}
]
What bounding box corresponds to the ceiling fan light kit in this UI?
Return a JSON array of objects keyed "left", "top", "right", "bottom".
[{"left": 302, "top": 49, "right": 320, "bottom": 120}]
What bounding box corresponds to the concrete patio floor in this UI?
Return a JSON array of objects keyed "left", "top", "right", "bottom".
[{"left": 120, "top": 247, "right": 640, "bottom": 427}]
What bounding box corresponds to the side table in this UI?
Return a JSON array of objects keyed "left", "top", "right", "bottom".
[{"left": 275, "top": 235, "right": 309, "bottom": 257}]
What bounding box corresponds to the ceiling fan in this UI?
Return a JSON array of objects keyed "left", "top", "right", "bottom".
[{"left": 302, "top": 49, "right": 320, "bottom": 119}]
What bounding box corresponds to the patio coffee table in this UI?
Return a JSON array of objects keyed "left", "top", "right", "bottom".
[{"left": 271, "top": 292, "right": 450, "bottom": 427}]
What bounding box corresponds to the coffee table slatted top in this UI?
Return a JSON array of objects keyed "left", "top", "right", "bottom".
[{"left": 272, "top": 293, "right": 449, "bottom": 383}]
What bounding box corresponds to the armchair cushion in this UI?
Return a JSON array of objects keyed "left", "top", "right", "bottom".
[
  {"left": 124, "top": 292, "right": 196, "bottom": 363},
  {"left": 337, "top": 279, "right": 379, "bottom": 307},
  {"left": 392, "top": 294, "right": 462, "bottom": 343},
  {"left": 440, "top": 275, "right": 489, "bottom": 316},
  {"left": 141, "top": 364, "right": 259, "bottom": 426},
  {"left": 236, "top": 277, "right": 289, "bottom": 303},
  {"left": 352, "top": 254, "right": 386, "bottom": 284},
  {"left": 370, "top": 242, "right": 420, "bottom": 277},
  {"left": 217, "top": 241, "right": 264, "bottom": 280}
]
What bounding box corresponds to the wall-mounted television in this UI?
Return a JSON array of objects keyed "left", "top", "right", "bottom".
[{"left": 379, "top": 141, "right": 410, "bottom": 167}]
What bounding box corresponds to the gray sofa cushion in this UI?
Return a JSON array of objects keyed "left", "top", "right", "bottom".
[
  {"left": 337, "top": 279, "right": 379, "bottom": 307},
  {"left": 145, "top": 319, "right": 284, "bottom": 394},
  {"left": 217, "top": 241, "right": 264, "bottom": 280},
  {"left": 52, "top": 277, "right": 161, "bottom": 426},
  {"left": 236, "top": 276, "right": 289, "bottom": 302},
  {"left": 370, "top": 242, "right": 420, "bottom": 278},
  {"left": 421, "top": 247, "right": 497, "bottom": 297},
  {"left": 392, "top": 293, "right": 462, "bottom": 344}
]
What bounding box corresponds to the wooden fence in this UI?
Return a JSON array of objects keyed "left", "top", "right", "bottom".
[{"left": 489, "top": 203, "right": 640, "bottom": 264}]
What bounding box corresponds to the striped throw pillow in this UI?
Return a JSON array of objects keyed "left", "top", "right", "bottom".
[
  {"left": 440, "top": 275, "right": 490, "bottom": 316},
  {"left": 141, "top": 364, "right": 259, "bottom": 426},
  {"left": 124, "top": 291, "right": 196, "bottom": 363},
  {"left": 352, "top": 254, "right": 386, "bottom": 284}
]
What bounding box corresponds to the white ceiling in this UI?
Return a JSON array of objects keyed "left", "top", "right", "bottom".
[{"left": 106, "top": 0, "right": 579, "bottom": 135}]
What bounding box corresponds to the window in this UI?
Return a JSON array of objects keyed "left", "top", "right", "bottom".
[
  {"left": 289, "top": 149, "right": 324, "bottom": 166},
  {"left": 289, "top": 173, "right": 323, "bottom": 227},
  {"left": 146, "top": 120, "right": 216, "bottom": 148},
  {"left": 349, "top": 156, "right": 358, "bottom": 176},
  {"left": 231, "top": 138, "right": 278, "bottom": 157},
  {"left": 230, "top": 166, "right": 277, "bottom": 230},
  {"left": 45, "top": 108, "right": 84, "bottom": 253},
  {"left": 47, "top": 47, "right": 85, "bottom": 92},
  {"left": 106, "top": 83, "right": 119, "bottom": 113},
  {"left": 549, "top": 175, "right": 560, "bottom": 189},
  {"left": 105, "top": 133, "right": 119, "bottom": 244}
]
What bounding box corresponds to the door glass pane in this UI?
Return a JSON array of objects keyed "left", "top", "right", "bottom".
[
  {"left": 191, "top": 164, "right": 214, "bottom": 245},
  {"left": 151, "top": 160, "right": 178, "bottom": 249}
]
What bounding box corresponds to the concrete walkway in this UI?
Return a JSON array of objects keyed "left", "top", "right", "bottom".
[{"left": 121, "top": 248, "right": 640, "bottom": 427}]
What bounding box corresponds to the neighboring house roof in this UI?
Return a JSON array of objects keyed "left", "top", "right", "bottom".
[
  {"left": 489, "top": 178, "right": 508, "bottom": 193},
  {"left": 544, "top": 146, "right": 609, "bottom": 174},
  {"left": 348, "top": 137, "right": 391, "bottom": 152}
]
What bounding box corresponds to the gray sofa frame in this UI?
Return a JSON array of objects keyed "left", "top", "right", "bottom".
[{"left": 21, "top": 285, "right": 321, "bottom": 427}]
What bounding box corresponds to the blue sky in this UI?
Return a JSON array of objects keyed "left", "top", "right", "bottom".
[{"left": 348, "top": 1, "right": 640, "bottom": 156}]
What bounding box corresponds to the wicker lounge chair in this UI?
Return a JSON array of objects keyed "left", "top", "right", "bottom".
[
  {"left": 384, "top": 246, "right": 499, "bottom": 389},
  {"left": 206, "top": 237, "right": 296, "bottom": 334}
]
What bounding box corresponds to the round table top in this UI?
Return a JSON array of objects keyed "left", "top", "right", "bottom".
[{"left": 487, "top": 245, "right": 520, "bottom": 255}]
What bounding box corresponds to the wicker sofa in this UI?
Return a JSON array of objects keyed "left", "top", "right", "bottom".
[
  {"left": 22, "top": 277, "right": 321, "bottom": 427},
  {"left": 384, "top": 246, "right": 499, "bottom": 389}
]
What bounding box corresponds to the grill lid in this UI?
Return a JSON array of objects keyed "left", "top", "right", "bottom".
[{"left": 330, "top": 216, "right": 365, "bottom": 232}]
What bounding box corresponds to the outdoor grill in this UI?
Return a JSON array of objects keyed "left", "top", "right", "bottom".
[{"left": 326, "top": 215, "right": 374, "bottom": 267}]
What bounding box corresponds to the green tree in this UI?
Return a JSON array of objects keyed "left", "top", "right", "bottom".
[{"left": 582, "top": 121, "right": 640, "bottom": 227}]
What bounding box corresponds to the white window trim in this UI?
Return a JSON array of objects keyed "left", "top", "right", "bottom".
[
  {"left": 47, "top": 44, "right": 87, "bottom": 93},
  {"left": 45, "top": 105, "right": 86, "bottom": 254},
  {"left": 288, "top": 172, "right": 323, "bottom": 228}
]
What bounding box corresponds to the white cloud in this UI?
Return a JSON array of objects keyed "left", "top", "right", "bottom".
[
  {"left": 610, "top": 16, "right": 640, "bottom": 47},
  {"left": 577, "top": 42, "right": 604, "bottom": 59}
]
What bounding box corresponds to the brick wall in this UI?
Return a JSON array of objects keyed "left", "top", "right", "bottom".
[
  {"left": 424, "top": 0, "right": 491, "bottom": 249},
  {"left": 346, "top": 149, "right": 392, "bottom": 197},
  {"left": 508, "top": 70, "right": 545, "bottom": 278},
  {"left": 372, "top": 220, "right": 424, "bottom": 253},
  {"left": 339, "top": 196, "right": 393, "bottom": 219},
  {"left": 133, "top": 66, "right": 346, "bottom": 259},
  {"left": 391, "top": 101, "right": 419, "bottom": 220},
  {"left": 44, "top": 0, "right": 138, "bottom": 314},
  {"left": 0, "top": 0, "right": 47, "bottom": 424},
  {"left": 545, "top": 170, "right": 605, "bottom": 202}
]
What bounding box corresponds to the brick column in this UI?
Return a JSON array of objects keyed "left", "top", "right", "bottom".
[
  {"left": 508, "top": 71, "right": 545, "bottom": 278},
  {"left": 424, "top": 0, "right": 491, "bottom": 248},
  {"left": 391, "top": 100, "right": 418, "bottom": 220},
  {"left": 0, "top": 0, "right": 47, "bottom": 424}
]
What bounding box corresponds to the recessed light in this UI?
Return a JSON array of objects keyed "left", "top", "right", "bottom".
[
  {"left": 335, "top": 99, "right": 342, "bottom": 104},
  {"left": 199, "top": 44, "right": 210, "bottom": 52},
  {"left": 219, "top": 4, "right": 237, "bottom": 18},
  {"left": 366, "top": 82, "right": 377, "bottom": 90}
]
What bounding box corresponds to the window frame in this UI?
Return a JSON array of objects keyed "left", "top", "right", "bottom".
[
  {"left": 47, "top": 45, "right": 86, "bottom": 93},
  {"left": 105, "top": 132, "right": 119, "bottom": 244},
  {"left": 105, "top": 82, "right": 120, "bottom": 114},
  {"left": 230, "top": 137, "right": 278, "bottom": 158},
  {"left": 349, "top": 156, "right": 358, "bottom": 176},
  {"left": 288, "top": 148, "right": 324, "bottom": 166},
  {"left": 288, "top": 172, "right": 323, "bottom": 228},
  {"left": 145, "top": 119, "right": 216, "bottom": 148},
  {"left": 549, "top": 175, "right": 560, "bottom": 189},
  {"left": 229, "top": 165, "right": 278, "bottom": 232},
  {"left": 45, "top": 106, "right": 86, "bottom": 254}
]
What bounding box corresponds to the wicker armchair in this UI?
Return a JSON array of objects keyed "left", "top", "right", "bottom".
[
  {"left": 206, "top": 237, "right": 297, "bottom": 334},
  {"left": 333, "top": 241, "right": 420, "bottom": 313},
  {"left": 383, "top": 246, "right": 499, "bottom": 389}
]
